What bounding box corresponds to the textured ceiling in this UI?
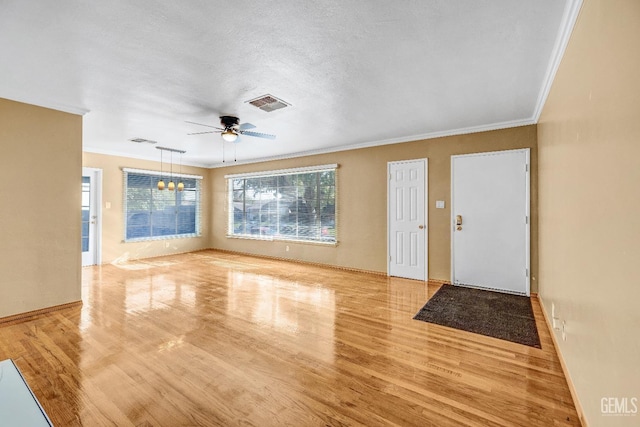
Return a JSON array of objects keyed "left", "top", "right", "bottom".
[{"left": 0, "top": 1, "right": 575, "bottom": 167}]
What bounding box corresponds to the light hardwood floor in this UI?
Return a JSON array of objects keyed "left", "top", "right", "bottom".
[{"left": 0, "top": 250, "right": 579, "bottom": 426}]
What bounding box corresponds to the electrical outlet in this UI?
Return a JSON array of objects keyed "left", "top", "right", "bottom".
[{"left": 286, "top": 245, "right": 289, "bottom": 252}]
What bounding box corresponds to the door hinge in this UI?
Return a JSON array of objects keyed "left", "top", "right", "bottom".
[
  {"left": 526, "top": 268, "right": 529, "bottom": 277},
  {"left": 389, "top": 173, "right": 392, "bottom": 180},
  {"left": 525, "top": 216, "right": 528, "bottom": 224},
  {"left": 525, "top": 164, "right": 529, "bottom": 172},
  {"left": 389, "top": 255, "right": 392, "bottom": 261}
]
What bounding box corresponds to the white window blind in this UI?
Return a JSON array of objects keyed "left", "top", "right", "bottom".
[
  {"left": 228, "top": 164, "right": 337, "bottom": 244},
  {"left": 123, "top": 169, "right": 202, "bottom": 241}
]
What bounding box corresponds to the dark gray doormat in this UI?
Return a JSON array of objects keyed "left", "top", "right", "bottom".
[{"left": 413, "top": 285, "right": 541, "bottom": 348}]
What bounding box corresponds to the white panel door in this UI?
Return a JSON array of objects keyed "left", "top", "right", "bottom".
[
  {"left": 82, "top": 168, "right": 101, "bottom": 266},
  {"left": 451, "top": 149, "right": 530, "bottom": 295},
  {"left": 388, "top": 159, "right": 427, "bottom": 281}
]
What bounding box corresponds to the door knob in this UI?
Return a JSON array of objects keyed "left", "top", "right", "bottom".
[{"left": 418, "top": 225, "right": 424, "bottom": 229}]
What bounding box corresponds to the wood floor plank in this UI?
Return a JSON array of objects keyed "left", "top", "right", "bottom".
[{"left": 0, "top": 250, "right": 580, "bottom": 426}]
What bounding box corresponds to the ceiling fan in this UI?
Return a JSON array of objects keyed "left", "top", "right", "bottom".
[{"left": 186, "top": 116, "right": 276, "bottom": 143}]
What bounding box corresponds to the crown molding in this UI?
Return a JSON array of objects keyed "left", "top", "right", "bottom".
[
  {"left": 206, "top": 117, "right": 535, "bottom": 168},
  {"left": 532, "top": 0, "right": 584, "bottom": 122},
  {"left": 82, "top": 146, "right": 212, "bottom": 168},
  {"left": 86, "top": 117, "right": 535, "bottom": 170}
]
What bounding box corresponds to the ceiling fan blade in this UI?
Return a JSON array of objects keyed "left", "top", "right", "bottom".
[
  {"left": 238, "top": 122, "right": 256, "bottom": 131},
  {"left": 239, "top": 130, "right": 276, "bottom": 140},
  {"left": 185, "top": 120, "right": 224, "bottom": 130},
  {"left": 187, "top": 131, "right": 219, "bottom": 135}
]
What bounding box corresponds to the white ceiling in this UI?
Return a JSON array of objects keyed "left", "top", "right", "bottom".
[{"left": 0, "top": 1, "right": 576, "bottom": 167}]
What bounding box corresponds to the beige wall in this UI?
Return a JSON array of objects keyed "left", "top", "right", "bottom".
[
  {"left": 538, "top": 0, "right": 640, "bottom": 425},
  {"left": 211, "top": 125, "right": 538, "bottom": 288},
  {"left": 0, "top": 98, "right": 82, "bottom": 318},
  {"left": 83, "top": 152, "right": 211, "bottom": 263}
]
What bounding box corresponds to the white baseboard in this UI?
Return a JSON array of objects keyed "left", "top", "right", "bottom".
[{"left": 537, "top": 295, "right": 587, "bottom": 427}]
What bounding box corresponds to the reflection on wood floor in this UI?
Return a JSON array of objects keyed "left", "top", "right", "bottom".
[{"left": 0, "top": 250, "right": 579, "bottom": 426}]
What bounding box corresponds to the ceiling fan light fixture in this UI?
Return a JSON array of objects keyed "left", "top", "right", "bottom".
[{"left": 222, "top": 130, "right": 238, "bottom": 142}]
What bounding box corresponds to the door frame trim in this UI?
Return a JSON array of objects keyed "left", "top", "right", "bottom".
[
  {"left": 82, "top": 167, "right": 103, "bottom": 266},
  {"left": 450, "top": 149, "right": 530, "bottom": 295},
  {"left": 387, "top": 158, "right": 429, "bottom": 280}
]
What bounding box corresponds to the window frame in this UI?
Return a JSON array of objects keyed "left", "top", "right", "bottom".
[
  {"left": 122, "top": 168, "right": 203, "bottom": 242},
  {"left": 225, "top": 164, "right": 338, "bottom": 245}
]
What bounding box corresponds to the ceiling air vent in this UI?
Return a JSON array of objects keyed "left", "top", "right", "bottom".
[
  {"left": 128, "top": 137, "right": 157, "bottom": 144},
  {"left": 246, "top": 94, "right": 290, "bottom": 112}
]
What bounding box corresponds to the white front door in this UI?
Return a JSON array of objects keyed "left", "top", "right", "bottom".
[
  {"left": 388, "top": 159, "right": 427, "bottom": 281},
  {"left": 82, "top": 168, "right": 101, "bottom": 266},
  {"left": 451, "top": 149, "right": 530, "bottom": 295}
]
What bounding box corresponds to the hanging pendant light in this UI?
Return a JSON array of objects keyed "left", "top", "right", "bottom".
[
  {"left": 168, "top": 151, "right": 175, "bottom": 191},
  {"left": 157, "top": 149, "right": 165, "bottom": 190},
  {"left": 156, "top": 146, "right": 186, "bottom": 191},
  {"left": 177, "top": 151, "right": 184, "bottom": 192}
]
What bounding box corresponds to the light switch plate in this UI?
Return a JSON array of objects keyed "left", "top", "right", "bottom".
[{"left": 436, "top": 200, "right": 445, "bottom": 209}]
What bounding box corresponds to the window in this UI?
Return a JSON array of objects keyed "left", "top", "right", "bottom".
[
  {"left": 123, "top": 169, "right": 202, "bottom": 241},
  {"left": 227, "top": 164, "right": 337, "bottom": 243}
]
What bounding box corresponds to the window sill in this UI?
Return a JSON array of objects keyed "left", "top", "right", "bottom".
[
  {"left": 124, "top": 233, "right": 202, "bottom": 243},
  {"left": 226, "top": 234, "right": 337, "bottom": 247}
]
